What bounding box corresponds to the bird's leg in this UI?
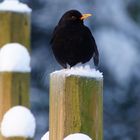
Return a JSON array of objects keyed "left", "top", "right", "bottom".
[{"left": 67, "top": 64, "right": 71, "bottom": 69}]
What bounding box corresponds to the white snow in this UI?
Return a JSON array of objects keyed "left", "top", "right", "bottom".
[
  {"left": 40, "top": 132, "right": 92, "bottom": 140},
  {"left": 0, "top": 0, "right": 31, "bottom": 13},
  {"left": 41, "top": 131, "right": 49, "bottom": 140},
  {"left": 0, "top": 43, "right": 31, "bottom": 72},
  {"left": 1, "top": 106, "right": 36, "bottom": 138},
  {"left": 52, "top": 66, "right": 103, "bottom": 79},
  {"left": 64, "top": 133, "right": 92, "bottom": 140}
]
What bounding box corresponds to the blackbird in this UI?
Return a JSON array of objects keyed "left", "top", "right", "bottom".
[{"left": 50, "top": 10, "right": 99, "bottom": 68}]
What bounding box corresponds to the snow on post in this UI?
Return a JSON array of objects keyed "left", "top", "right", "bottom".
[
  {"left": 0, "top": 43, "right": 30, "bottom": 72},
  {"left": 49, "top": 67, "right": 103, "bottom": 140},
  {"left": 1, "top": 106, "right": 36, "bottom": 140},
  {"left": 0, "top": 0, "right": 31, "bottom": 50},
  {"left": 0, "top": 0, "right": 31, "bottom": 13},
  {"left": 40, "top": 132, "right": 92, "bottom": 140},
  {"left": 0, "top": 43, "right": 31, "bottom": 139},
  {"left": 41, "top": 131, "right": 49, "bottom": 140},
  {"left": 64, "top": 133, "right": 92, "bottom": 140}
]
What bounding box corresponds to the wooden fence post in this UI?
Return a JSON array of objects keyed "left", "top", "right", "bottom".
[
  {"left": 0, "top": 72, "right": 31, "bottom": 140},
  {"left": 0, "top": 1, "right": 32, "bottom": 139},
  {"left": 0, "top": 44, "right": 31, "bottom": 140},
  {"left": 0, "top": 0, "right": 31, "bottom": 50},
  {"left": 0, "top": 72, "right": 30, "bottom": 122},
  {"left": 49, "top": 69, "right": 103, "bottom": 140}
]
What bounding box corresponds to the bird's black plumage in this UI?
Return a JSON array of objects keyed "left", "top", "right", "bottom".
[{"left": 50, "top": 10, "right": 99, "bottom": 68}]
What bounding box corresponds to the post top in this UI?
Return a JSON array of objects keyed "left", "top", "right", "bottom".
[
  {"left": 0, "top": 0, "right": 31, "bottom": 13},
  {"left": 0, "top": 43, "right": 31, "bottom": 72},
  {"left": 51, "top": 66, "right": 103, "bottom": 79},
  {"left": 1, "top": 106, "right": 36, "bottom": 138}
]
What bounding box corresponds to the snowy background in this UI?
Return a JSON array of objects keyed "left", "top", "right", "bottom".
[{"left": 1, "top": 0, "right": 140, "bottom": 139}]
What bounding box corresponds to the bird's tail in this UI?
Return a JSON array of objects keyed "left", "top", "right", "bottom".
[{"left": 94, "top": 54, "right": 99, "bottom": 67}]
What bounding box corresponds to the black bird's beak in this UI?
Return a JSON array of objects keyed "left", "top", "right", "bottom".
[{"left": 80, "top": 14, "right": 92, "bottom": 20}]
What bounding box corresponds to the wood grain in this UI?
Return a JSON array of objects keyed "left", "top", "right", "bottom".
[
  {"left": 0, "top": 11, "right": 31, "bottom": 50},
  {"left": 50, "top": 73, "right": 103, "bottom": 140},
  {"left": 0, "top": 72, "right": 30, "bottom": 140}
]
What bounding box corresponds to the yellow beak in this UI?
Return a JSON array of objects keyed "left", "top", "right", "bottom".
[{"left": 80, "top": 14, "right": 92, "bottom": 20}]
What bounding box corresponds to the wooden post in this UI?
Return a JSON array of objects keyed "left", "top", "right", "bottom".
[
  {"left": 0, "top": 72, "right": 30, "bottom": 140},
  {"left": 0, "top": 1, "right": 32, "bottom": 139},
  {"left": 0, "top": 0, "right": 31, "bottom": 50},
  {"left": 49, "top": 69, "right": 103, "bottom": 140},
  {"left": 0, "top": 72, "right": 30, "bottom": 122}
]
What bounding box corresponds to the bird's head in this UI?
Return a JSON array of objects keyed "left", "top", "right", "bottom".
[{"left": 58, "top": 10, "right": 92, "bottom": 25}]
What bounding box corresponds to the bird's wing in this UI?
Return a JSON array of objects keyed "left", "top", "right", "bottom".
[
  {"left": 92, "top": 36, "right": 99, "bottom": 66},
  {"left": 84, "top": 26, "right": 99, "bottom": 66},
  {"left": 50, "top": 25, "right": 68, "bottom": 68},
  {"left": 50, "top": 26, "right": 58, "bottom": 44}
]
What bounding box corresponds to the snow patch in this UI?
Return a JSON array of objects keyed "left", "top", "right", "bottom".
[
  {"left": 1, "top": 106, "right": 36, "bottom": 138},
  {"left": 52, "top": 66, "right": 103, "bottom": 79},
  {"left": 41, "top": 131, "right": 49, "bottom": 140},
  {"left": 0, "top": 0, "right": 31, "bottom": 13},
  {"left": 0, "top": 43, "right": 31, "bottom": 72},
  {"left": 40, "top": 132, "right": 92, "bottom": 140},
  {"left": 64, "top": 133, "right": 92, "bottom": 140}
]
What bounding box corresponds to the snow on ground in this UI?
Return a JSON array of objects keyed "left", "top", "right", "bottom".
[
  {"left": 0, "top": 43, "right": 31, "bottom": 72},
  {"left": 1, "top": 106, "right": 36, "bottom": 138},
  {"left": 0, "top": 0, "right": 31, "bottom": 13}
]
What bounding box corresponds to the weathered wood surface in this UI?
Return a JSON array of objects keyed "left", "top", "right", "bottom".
[
  {"left": 0, "top": 2, "right": 31, "bottom": 140},
  {"left": 50, "top": 72, "right": 103, "bottom": 140},
  {"left": 0, "top": 11, "right": 31, "bottom": 50},
  {"left": 0, "top": 72, "right": 30, "bottom": 140},
  {"left": 0, "top": 72, "right": 30, "bottom": 122}
]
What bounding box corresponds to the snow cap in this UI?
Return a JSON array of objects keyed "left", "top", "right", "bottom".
[
  {"left": 41, "top": 131, "right": 49, "bottom": 140},
  {"left": 0, "top": 0, "right": 31, "bottom": 13},
  {"left": 0, "top": 43, "right": 31, "bottom": 72},
  {"left": 40, "top": 132, "right": 92, "bottom": 140},
  {"left": 64, "top": 133, "right": 92, "bottom": 140},
  {"left": 1, "top": 106, "right": 36, "bottom": 138},
  {"left": 52, "top": 66, "right": 103, "bottom": 79}
]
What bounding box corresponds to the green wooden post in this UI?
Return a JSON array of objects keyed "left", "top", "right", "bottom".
[
  {"left": 0, "top": 0, "right": 31, "bottom": 50},
  {"left": 0, "top": 1, "right": 32, "bottom": 139},
  {"left": 49, "top": 69, "right": 103, "bottom": 140},
  {"left": 0, "top": 72, "right": 30, "bottom": 122},
  {"left": 0, "top": 72, "right": 30, "bottom": 140}
]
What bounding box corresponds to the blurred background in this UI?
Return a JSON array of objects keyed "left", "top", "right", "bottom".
[{"left": 2, "top": 0, "right": 140, "bottom": 139}]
